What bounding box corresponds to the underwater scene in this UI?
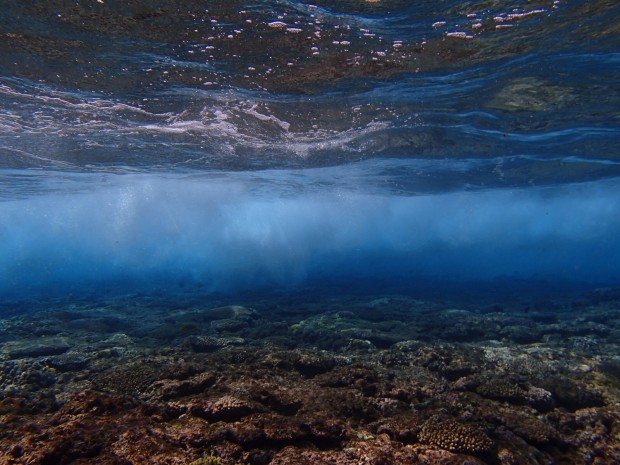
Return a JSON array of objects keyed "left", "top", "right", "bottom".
[{"left": 1, "top": 0, "right": 620, "bottom": 464}]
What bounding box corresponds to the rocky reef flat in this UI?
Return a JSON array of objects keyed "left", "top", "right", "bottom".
[{"left": 1, "top": 287, "right": 619, "bottom": 465}]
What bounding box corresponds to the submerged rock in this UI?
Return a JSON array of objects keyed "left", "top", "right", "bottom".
[
  {"left": 4, "top": 339, "right": 70, "bottom": 359},
  {"left": 263, "top": 349, "right": 339, "bottom": 378},
  {"left": 540, "top": 376, "right": 605, "bottom": 410},
  {"left": 184, "top": 335, "right": 245, "bottom": 352},
  {"left": 203, "top": 305, "right": 256, "bottom": 321},
  {"left": 211, "top": 318, "right": 248, "bottom": 333},
  {"left": 502, "top": 410, "right": 562, "bottom": 446},
  {"left": 152, "top": 372, "right": 216, "bottom": 400},
  {"left": 488, "top": 77, "right": 576, "bottom": 112},
  {"left": 44, "top": 353, "right": 89, "bottom": 372}
]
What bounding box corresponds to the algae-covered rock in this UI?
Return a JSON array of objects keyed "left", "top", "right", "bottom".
[
  {"left": 4, "top": 338, "right": 70, "bottom": 359},
  {"left": 44, "top": 353, "right": 89, "bottom": 372},
  {"left": 502, "top": 410, "right": 561, "bottom": 445},
  {"left": 488, "top": 77, "right": 575, "bottom": 112},
  {"left": 152, "top": 372, "right": 216, "bottom": 400},
  {"left": 263, "top": 349, "right": 338, "bottom": 378},
  {"left": 540, "top": 376, "right": 605, "bottom": 410},
  {"left": 210, "top": 318, "right": 248, "bottom": 333}
]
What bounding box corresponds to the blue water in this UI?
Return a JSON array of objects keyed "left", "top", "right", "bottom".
[{"left": 1, "top": 0, "right": 619, "bottom": 299}]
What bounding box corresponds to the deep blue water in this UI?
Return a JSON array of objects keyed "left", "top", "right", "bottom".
[{"left": 0, "top": 0, "right": 619, "bottom": 300}]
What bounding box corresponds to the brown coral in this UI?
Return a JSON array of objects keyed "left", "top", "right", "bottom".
[
  {"left": 475, "top": 378, "right": 529, "bottom": 404},
  {"left": 418, "top": 417, "right": 493, "bottom": 454},
  {"left": 189, "top": 395, "right": 257, "bottom": 422},
  {"left": 502, "top": 410, "right": 561, "bottom": 445}
]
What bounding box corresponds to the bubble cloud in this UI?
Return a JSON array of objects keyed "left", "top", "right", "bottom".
[{"left": 1, "top": 173, "right": 619, "bottom": 298}]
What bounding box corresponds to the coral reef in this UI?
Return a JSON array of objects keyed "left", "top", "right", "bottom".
[
  {"left": 0, "top": 291, "right": 619, "bottom": 464},
  {"left": 189, "top": 395, "right": 259, "bottom": 422},
  {"left": 418, "top": 417, "right": 493, "bottom": 454}
]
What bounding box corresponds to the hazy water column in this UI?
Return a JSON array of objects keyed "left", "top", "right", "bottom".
[{"left": 1, "top": 174, "right": 619, "bottom": 297}]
